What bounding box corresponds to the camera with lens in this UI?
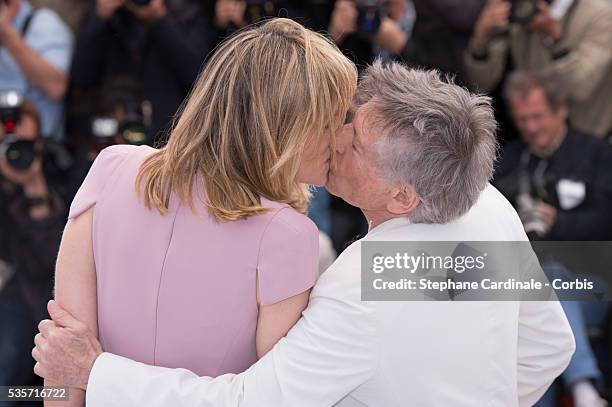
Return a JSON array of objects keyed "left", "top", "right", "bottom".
[
  {"left": 0, "top": 90, "right": 40, "bottom": 172},
  {"left": 356, "top": 0, "right": 383, "bottom": 36},
  {"left": 91, "top": 101, "right": 150, "bottom": 153},
  {"left": 517, "top": 193, "right": 549, "bottom": 240}
]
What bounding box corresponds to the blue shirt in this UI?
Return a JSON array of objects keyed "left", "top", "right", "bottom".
[{"left": 0, "top": 1, "right": 74, "bottom": 140}]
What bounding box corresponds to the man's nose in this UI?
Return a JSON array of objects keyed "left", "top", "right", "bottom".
[{"left": 524, "top": 120, "right": 540, "bottom": 136}]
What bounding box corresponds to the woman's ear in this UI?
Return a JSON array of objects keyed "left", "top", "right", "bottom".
[{"left": 386, "top": 185, "right": 420, "bottom": 216}]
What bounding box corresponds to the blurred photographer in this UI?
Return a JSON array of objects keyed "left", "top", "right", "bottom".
[
  {"left": 70, "top": 0, "right": 216, "bottom": 144},
  {"left": 329, "top": 0, "right": 483, "bottom": 81},
  {"left": 0, "top": 0, "right": 74, "bottom": 141},
  {"left": 65, "top": 76, "right": 153, "bottom": 204},
  {"left": 378, "top": 0, "right": 485, "bottom": 82},
  {"left": 494, "top": 71, "right": 612, "bottom": 241},
  {"left": 327, "top": 0, "right": 414, "bottom": 67},
  {"left": 494, "top": 70, "right": 612, "bottom": 407},
  {"left": 210, "top": 0, "right": 327, "bottom": 41},
  {"left": 211, "top": 0, "right": 281, "bottom": 43},
  {"left": 0, "top": 92, "right": 69, "bottom": 394},
  {"left": 465, "top": 0, "right": 612, "bottom": 138}
]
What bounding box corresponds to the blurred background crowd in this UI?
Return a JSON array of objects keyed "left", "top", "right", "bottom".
[{"left": 0, "top": 0, "right": 611, "bottom": 405}]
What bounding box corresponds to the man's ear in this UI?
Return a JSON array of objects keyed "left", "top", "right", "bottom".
[{"left": 386, "top": 185, "right": 419, "bottom": 216}]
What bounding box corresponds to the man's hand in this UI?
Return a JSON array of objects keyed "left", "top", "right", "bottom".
[
  {"left": 0, "top": 0, "right": 20, "bottom": 40},
  {"left": 527, "top": 1, "right": 562, "bottom": 41},
  {"left": 214, "top": 0, "right": 247, "bottom": 30},
  {"left": 328, "top": 0, "right": 358, "bottom": 43},
  {"left": 471, "top": 0, "right": 511, "bottom": 51},
  {"left": 32, "top": 300, "right": 103, "bottom": 390},
  {"left": 536, "top": 202, "right": 557, "bottom": 232},
  {"left": 375, "top": 17, "right": 408, "bottom": 56},
  {"left": 96, "top": 0, "right": 126, "bottom": 20},
  {"left": 126, "top": 0, "right": 167, "bottom": 24},
  {"left": 387, "top": 0, "right": 408, "bottom": 22},
  {"left": 214, "top": 0, "right": 234, "bottom": 28}
]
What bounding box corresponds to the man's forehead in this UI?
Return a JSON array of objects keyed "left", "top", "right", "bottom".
[{"left": 510, "top": 88, "right": 550, "bottom": 109}]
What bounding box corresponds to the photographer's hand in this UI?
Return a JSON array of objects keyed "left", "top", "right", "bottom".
[
  {"left": 127, "top": 0, "right": 167, "bottom": 24},
  {"left": 0, "top": 0, "right": 20, "bottom": 41},
  {"left": 375, "top": 17, "right": 407, "bottom": 56},
  {"left": 230, "top": 0, "right": 247, "bottom": 29},
  {"left": 387, "top": 0, "right": 408, "bottom": 22},
  {"left": 96, "top": 0, "right": 126, "bottom": 21},
  {"left": 329, "top": 0, "right": 358, "bottom": 43},
  {"left": 536, "top": 202, "right": 557, "bottom": 233},
  {"left": 215, "top": 0, "right": 246, "bottom": 30},
  {"left": 471, "top": 0, "right": 511, "bottom": 51},
  {"left": 528, "top": 2, "right": 562, "bottom": 41}
]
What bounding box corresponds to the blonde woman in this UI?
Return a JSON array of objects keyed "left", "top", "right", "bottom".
[{"left": 46, "top": 18, "right": 357, "bottom": 406}]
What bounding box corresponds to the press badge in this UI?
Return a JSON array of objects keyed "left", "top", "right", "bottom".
[{"left": 556, "top": 179, "right": 586, "bottom": 210}]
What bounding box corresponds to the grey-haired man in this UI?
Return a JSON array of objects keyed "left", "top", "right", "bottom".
[{"left": 33, "top": 62, "right": 575, "bottom": 407}]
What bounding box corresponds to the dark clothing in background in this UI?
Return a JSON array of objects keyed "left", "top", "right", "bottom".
[
  {"left": 0, "top": 150, "right": 69, "bottom": 322},
  {"left": 0, "top": 158, "right": 66, "bottom": 391},
  {"left": 400, "top": 0, "right": 485, "bottom": 83},
  {"left": 0, "top": 190, "right": 65, "bottom": 321},
  {"left": 70, "top": 1, "right": 216, "bottom": 143},
  {"left": 493, "top": 128, "right": 612, "bottom": 240},
  {"left": 338, "top": 33, "right": 375, "bottom": 71}
]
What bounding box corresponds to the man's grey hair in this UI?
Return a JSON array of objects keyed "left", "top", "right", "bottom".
[{"left": 356, "top": 60, "right": 498, "bottom": 224}]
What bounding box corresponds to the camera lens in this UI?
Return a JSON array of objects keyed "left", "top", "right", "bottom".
[
  {"left": 510, "top": 0, "right": 538, "bottom": 24},
  {"left": 4, "top": 140, "right": 37, "bottom": 171},
  {"left": 356, "top": 0, "right": 382, "bottom": 36}
]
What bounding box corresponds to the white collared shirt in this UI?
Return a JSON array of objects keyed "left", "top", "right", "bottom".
[{"left": 86, "top": 184, "right": 575, "bottom": 407}]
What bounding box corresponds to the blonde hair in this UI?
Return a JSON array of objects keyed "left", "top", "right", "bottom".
[{"left": 136, "top": 18, "right": 357, "bottom": 221}]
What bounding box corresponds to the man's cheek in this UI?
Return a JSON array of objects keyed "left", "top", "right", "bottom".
[{"left": 354, "top": 157, "right": 371, "bottom": 177}]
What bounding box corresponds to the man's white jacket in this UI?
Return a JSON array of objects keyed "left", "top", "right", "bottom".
[{"left": 86, "top": 185, "right": 575, "bottom": 406}]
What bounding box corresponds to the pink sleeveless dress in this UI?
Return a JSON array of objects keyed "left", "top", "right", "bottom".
[{"left": 68, "top": 144, "right": 319, "bottom": 376}]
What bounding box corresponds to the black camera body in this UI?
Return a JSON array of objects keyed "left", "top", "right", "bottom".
[
  {"left": 509, "top": 0, "right": 548, "bottom": 24},
  {"left": 91, "top": 102, "right": 149, "bottom": 153},
  {"left": 0, "top": 138, "right": 38, "bottom": 171},
  {"left": 517, "top": 193, "right": 549, "bottom": 240},
  {"left": 0, "top": 91, "right": 40, "bottom": 172},
  {"left": 355, "top": 0, "right": 382, "bottom": 36}
]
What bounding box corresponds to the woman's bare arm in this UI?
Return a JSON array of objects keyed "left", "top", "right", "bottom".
[
  {"left": 45, "top": 207, "right": 98, "bottom": 406},
  {"left": 255, "top": 277, "right": 311, "bottom": 358}
]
